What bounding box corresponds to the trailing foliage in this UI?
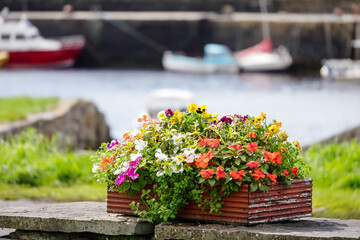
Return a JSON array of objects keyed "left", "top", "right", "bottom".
[
  {"left": 92, "top": 104, "right": 308, "bottom": 223},
  {"left": 0, "top": 97, "right": 59, "bottom": 123},
  {"left": 0, "top": 128, "right": 94, "bottom": 187}
]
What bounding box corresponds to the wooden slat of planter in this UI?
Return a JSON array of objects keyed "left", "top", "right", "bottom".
[{"left": 107, "top": 178, "right": 312, "bottom": 225}]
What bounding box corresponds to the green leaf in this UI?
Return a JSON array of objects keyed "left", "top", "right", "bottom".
[
  {"left": 131, "top": 182, "right": 141, "bottom": 191},
  {"left": 208, "top": 178, "right": 216, "bottom": 187},
  {"left": 250, "top": 183, "right": 258, "bottom": 192},
  {"left": 199, "top": 177, "right": 206, "bottom": 183},
  {"left": 235, "top": 158, "right": 241, "bottom": 166},
  {"left": 240, "top": 155, "right": 246, "bottom": 161},
  {"left": 144, "top": 135, "right": 152, "bottom": 141}
]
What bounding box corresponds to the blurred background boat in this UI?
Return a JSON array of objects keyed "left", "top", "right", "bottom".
[
  {"left": 0, "top": 14, "right": 85, "bottom": 68},
  {"left": 235, "top": 39, "right": 293, "bottom": 72},
  {"left": 320, "top": 59, "right": 360, "bottom": 81},
  {"left": 162, "top": 44, "right": 238, "bottom": 74},
  {"left": 0, "top": 51, "right": 9, "bottom": 67}
]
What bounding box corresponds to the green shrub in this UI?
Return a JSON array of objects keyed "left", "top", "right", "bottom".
[{"left": 0, "top": 128, "right": 94, "bottom": 187}]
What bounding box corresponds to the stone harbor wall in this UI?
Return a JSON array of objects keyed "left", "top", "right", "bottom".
[{"left": 0, "top": 99, "right": 111, "bottom": 149}]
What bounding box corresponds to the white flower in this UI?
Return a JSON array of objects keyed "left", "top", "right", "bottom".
[
  {"left": 157, "top": 111, "right": 167, "bottom": 122},
  {"left": 129, "top": 129, "right": 141, "bottom": 138},
  {"left": 119, "top": 161, "right": 130, "bottom": 172},
  {"left": 155, "top": 149, "right": 168, "bottom": 160},
  {"left": 92, "top": 165, "right": 99, "bottom": 173},
  {"left": 172, "top": 133, "right": 185, "bottom": 145},
  {"left": 183, "top": 148, "right": 199, "bottom": 163},
  {"left": 113, "top": 169, "right": 122, "bottom": 175},
  {"left": 134, "top": 139, "right": 148, "bottom": 151},
  {"left": 130, "top": 153, "right": 142, "bottom": 161},
  {"left": 156, "top": 171, "right": 165, "bottom": 177}
]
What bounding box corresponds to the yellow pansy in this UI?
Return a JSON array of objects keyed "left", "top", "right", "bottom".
[
  {"left": 259, "top": 112, "right": 267, "bottom": 121},
  {"left": 197, "top": 105, "right": 207, "bottom": 114},
  {"left": 280, "top": 130, "right": 288, "bottom": 138},
  {"left": 293, "top": 141, "right": 302, "bottom": 150},
  {"left": 173, "top": 110, "right": 183, "bottom": 122},
  {"left": 188, "top": 103, "right": 197, "bottom": 112},
  {"left": 268, "top": 124, "right": 280, "bottom": 134}
]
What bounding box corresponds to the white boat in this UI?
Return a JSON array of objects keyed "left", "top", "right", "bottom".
[
  {"left": 235, "top": 42, "right": 293, "bottom": 72},
  {"left": 0, "top": 13, "right": 84, "bottom": 68},
  {"left": 320, "top": 59, "right": 360, "bottom": 81},
  {"left": 162, "top": 44, "right": 239, "bottom": 74}
]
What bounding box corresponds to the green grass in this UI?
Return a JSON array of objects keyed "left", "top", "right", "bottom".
[
  {"left": 0, "top": 97, "right": 59, "bottom": 123},
  {"left": 303, "top": 139, "right": 360, "bottom": 219},
  {"left": 0, "top": 128, "right": 107, "bottom": 202}
]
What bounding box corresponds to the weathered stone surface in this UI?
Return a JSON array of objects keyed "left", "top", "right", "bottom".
[
  {"left": 154, "top": 218, "right": 360, "bottom": 240},
  {"left": 0, "top": 202, "right": 153, "bottom": 236},
  {"left": 0, "top": 99, "right": 111, "bottom": 149}
]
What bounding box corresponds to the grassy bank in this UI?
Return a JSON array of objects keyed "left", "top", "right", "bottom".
[
  {"left": 0, "top": 97, "right": 59, "bottom": 123},
  {"left": 303, "top": 139, "right": 360, "bottom": 219},
  {"left": 0, "top": 128, "right": 105, "bottom": 201}
]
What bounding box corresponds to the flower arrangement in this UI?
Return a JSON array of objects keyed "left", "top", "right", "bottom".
[{"left": 91, "top": 104, "right": 308, "bottom": 223}]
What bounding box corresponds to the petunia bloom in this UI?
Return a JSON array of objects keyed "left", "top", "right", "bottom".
[
  {"left": 246, "top": 161, "right": 260, "bottom": 169},
  {"left": 115, "top": 173, "right": 126, "bottom": 185},
  {"left": 165, "top": 108, "right": 174, "bottom": 117},
  {"left": 129, "top": 156, "right": 142, "bottom": 167},
  {"left": 262, "top": 149, "right": 282, "bottom": 164},
  {"left": 198, "top": 136, "right": 206, "bottom": 147},
  {"left": 230, "top": 170, "right": 245, "bottom": 180},
  {"left": 246, "top": 142, "right": 258, "bottom": 152},
  {"left": 248, "top": 132, "right": 256, "bottom": 139},
  {"left": 284, "top": 169, "right": 289, "bottom": 176},
  {"left": 216, "top": 166, "right": 226, "bottom": 179},
  {"left": 267, "top": 173, "right": 277, "bottom": 183},
  {"left": 229, "top": 144, "right": 242, "bottom": 151},
  {"left": 108, "top": 139, "right": 119, "bottom": 149},
  {"left": 127, "top": 168, "right": 139, "bottom": 180},
  {"left": 200, "top": 169, "right": 215, "bottom": 178},
  {"left": 205, "top": 138, "right": 220, "bottom": 148},
  {"left": 290, "top": 168, "right": 298, "bottom": 176},
  {"left": 100, "top": 156, "right": 114, "bottom": 171},
  {"left": 252, "top": 168, "right": 265, "bottom": 180}
]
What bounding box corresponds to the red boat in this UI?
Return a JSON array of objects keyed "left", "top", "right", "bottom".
[{"left": 0, "top": 15, "right": 85, "bottom": 68}]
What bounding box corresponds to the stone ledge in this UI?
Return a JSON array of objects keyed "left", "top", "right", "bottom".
[
  {"left": 155, "top": 218, "right": 360, "bottom": 240},
  {"left": 0, "top": 202, "right": 153, "bottom": 236}
]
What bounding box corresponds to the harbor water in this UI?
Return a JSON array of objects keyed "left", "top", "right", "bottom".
[{"left": 1, "top": 69, "right": 360, "bottom": 147}]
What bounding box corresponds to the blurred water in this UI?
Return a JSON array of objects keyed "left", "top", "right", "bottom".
[{"left": 0, "top": 69, "right": 360, "bottom": 147}]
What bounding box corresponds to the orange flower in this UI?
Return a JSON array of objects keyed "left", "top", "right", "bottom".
[
  {"left": 137, "top": 115, "right": 148, "bottom": 123},
  {"left": 246, "top": 142, "right": 258, "bottom": 152},
  {"left": 246, "top": 161, "right": 260, "bottom": 169},
  {"left": 200, "top": 169, "right": 214, "bottom": 178},
  {"left": 283, "top": 169, "right": 289, "bottom": 176},
  {"left": 248, "top": 132, "right": 256, "bottom": 138},
  {"left": 216, "top": 166, "right": 226, "bottom": 179},
  {"left": 290, "top": 168, "right": 298, "bottom": 176},
  {"left": 123, "top": 132, "right": 129, "bottom": 142},
  {"left": 205, "top": 138, "right": 220, "bottom": 148},
  {"left": 262, "top": 149, "right": 282, "bottom": 164},
  {"left": 252, "top": 168, "right": 265, "bottom": 180},
  {"left": 195, "top": 149, "right": 215, "bottom": 168},
  {"left": 229, "top": 144, "right": 242, "bottom": 151},
  {"left": 198, "top": 136, "right": 206, "bottom": 147},
  {"left": 230, "top": 170, "right": 245, "bottom": 180},
  {"left": 267, "top": 173, "right": 277, "bottom": 183},
  {"left": 100, "top": 156, "right": 114, "bottom": 171}
]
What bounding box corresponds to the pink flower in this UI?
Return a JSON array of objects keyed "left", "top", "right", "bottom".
[
  {"left": 127, "top": 168, "right": 139, "bottom": 180},
  {"left": 108, "top": 139, "right": 119, "bottom": 149},
  {"left": 130, "top": 157, "right": 141, "bottom": 167},
  {"left": 115, "top": 173, "right": 126, "bottom": 185}
]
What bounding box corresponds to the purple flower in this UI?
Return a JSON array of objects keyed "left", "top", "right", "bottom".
[
  {"left": 165, "top": 109, "right": 174, "bottom": 117},
  {"left": 220, "top": 116, "right": 233, "bottom": 124},
  {"left": 234, "top": 114, "right": 249, "bottom": 123},
  {"left": 115, "top": 173, "right": 126, "bottom": 185},
  {"left": 127, "top": 168, "right": 139, "bottom": 180},
  {"left": 130, "top": 157, "right": 142, "bottom": 167},
  {"left": 108, "top": 139, "right": 119, "bottom": 149}
]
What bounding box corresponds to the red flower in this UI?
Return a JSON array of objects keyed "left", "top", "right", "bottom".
[
  {"left": 252, "top": 168, "right": 265, "bottom": 180},
  {"left": 262, "top": 149, "right": 271, "bottom": 162},
  {"left": 272, "top": 152, "right": 282, "bottom": 164},
  {"left": 216, "top": 166, "right": 226, "bottom": 179},
  {"left": 290, "top": 168, "right": 298, "bottom": 176},
  {"left": 246, "top": 161, "right": 260, "bottom": 169},
  {"left": 248, "top": 132, "right": 256, "bottom": 138},
  {"left": 205, "top": 138, "right": 220, "bottom": 148},
  {"left": 195, "top": 149, "right": 215, "bottom": 168},
  {"left": 229, "top": 144, "right": 242, "bottom": 151},
  {"left": 246, "top": 142, "right": 258, "bottom": 152},
  {"left": 200, "top": 169, "right": 215, "bottom": 178},
  {"left": 230, "top": 170, "right": 245, "bottom": 180},
  {"left": 267, "top": 173, "right": 278, "bottom": 183},
  {"left": 284, "top": 169, "right": 289, "bottom": 176},
  {"left": 198, "top": 136, "right": 206, "bottom": 147}
]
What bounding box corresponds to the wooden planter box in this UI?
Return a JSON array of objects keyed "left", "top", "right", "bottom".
[{"left": 107, "top": 178, "right": 312, "bottom": 225}]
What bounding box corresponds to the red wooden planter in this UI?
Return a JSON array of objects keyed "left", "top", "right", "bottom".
[{"left": 107, "top": 178, "right": 312, "bottom": 225}]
